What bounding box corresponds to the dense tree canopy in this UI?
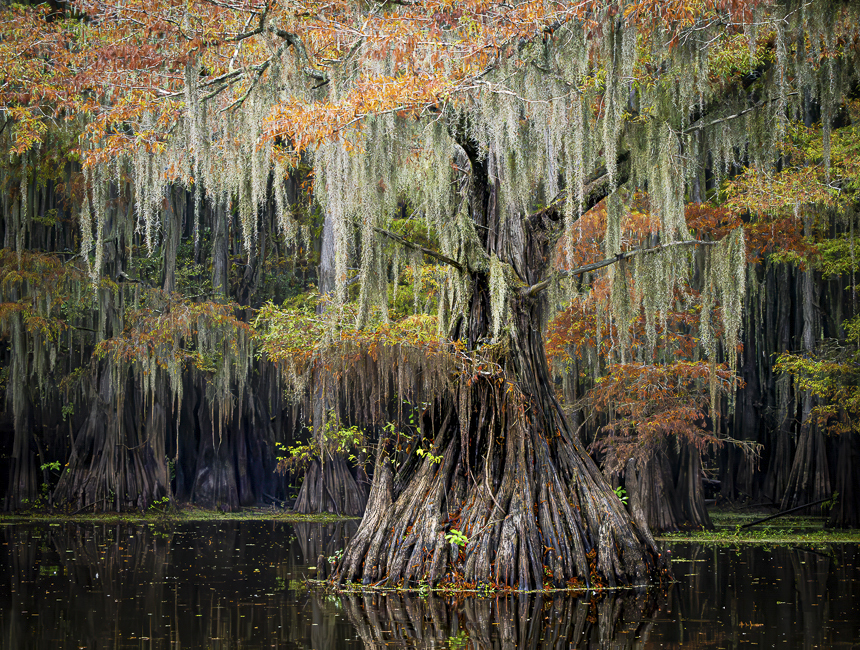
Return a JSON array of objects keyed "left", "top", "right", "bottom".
[{"left": 2, "top": 0, "right": 860, "bottom": 588}]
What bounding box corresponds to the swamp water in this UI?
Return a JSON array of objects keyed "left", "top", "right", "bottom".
[{"left": 1, "top": 520, "right": 859, "bottom": 649}]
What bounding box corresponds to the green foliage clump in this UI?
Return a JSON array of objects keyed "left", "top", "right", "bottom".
[
  {"left": 812, "top": 235, "right": 860, "bottom": 278},
  {"left": 275, "top": 412, "right": 368, "bottom": 474},
  {"left": 776, "top": 317, "right": 860, "bottom": 435}
]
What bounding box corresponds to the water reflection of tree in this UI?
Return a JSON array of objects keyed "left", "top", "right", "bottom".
[
  {"left": 334, "top": 589, "right": 666, "bottom": 649},
  {"left": 1, "top": 522, "right": 173, "bottom": 646},
  {"left": 6, "top": 525, "right": 858, "bottom": 649},
  {"left": 654, "top": 543, "right": 860, "bottom": 648},
  {"left": 293, "top": 520, "right": 357, "bottom": 566},
  {"left": 0, "top": 521, "right": 360, "bottom": 648}
]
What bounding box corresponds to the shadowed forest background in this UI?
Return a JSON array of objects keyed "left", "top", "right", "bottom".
[{"left": 2, "top": 0, "right": 860, "bottom": 590}]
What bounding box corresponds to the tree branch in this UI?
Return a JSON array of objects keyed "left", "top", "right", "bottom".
[
  {"left": 221, "top": 38, "right": 294, "bottom": 112},
  {"left": 274, "top": 28, "right": 328, "bottom": 82},
  {"left": 684, "top": 92, "right": 799, "bottom": 134},
  {"left": 160, "top": 26, "right": 327, "bottom": 103},
  {"left": 522, "top": 239, "right": 720, "bottom": 297},
  {"left": 528, "top": 150, "right": 632, "bottom": 225},
  {"left": 739, "top": 496, "right": 834, "bottom": 529},
  {"left": 372, "top": 226, "right": 464, "bottom": 272}
]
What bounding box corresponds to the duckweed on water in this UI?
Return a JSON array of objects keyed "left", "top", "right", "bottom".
[
  {"left": 656, "top": 510, "right": 860, "bottom": 545},
  {"left": 0, "top": 505, "right": 359, "bottom": 525}
]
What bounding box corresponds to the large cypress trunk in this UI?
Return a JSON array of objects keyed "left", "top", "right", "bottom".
[
  {"left": 780, "top": 396, "right": 831, "bottom": 514},
  {"left": 293, "top": 456, "right": 367, "bottom": 516},
  {"left": 335, "top": 150, "right": 670, "bottom": 589},
  {"left": 5, "top": 312, "right": 38, "bottom": 510},
  {"left": 623, "top": 440, "right": 713, "bottom": 534},
  {"left": 780, "top": 254, "right": 830, "bottom": 515},
  {"left": 52, "top": 363, "right": 171, "bottom": 512},
  {"left": 828, "top": 429, "right": 860, "bottom": 528},
  {"left": 625, "top": 446, "right": 682, "bottom": 533},
  {"left": 674, "top": 443, "right": 712, "bottom": 530},
  {"left": 335, "top": 278, "right": 668, "bottom": 589}
]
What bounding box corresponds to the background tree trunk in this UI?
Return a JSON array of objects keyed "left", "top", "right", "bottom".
[{"left": 292, "top": 210, "right": 369, "bottom": 515}]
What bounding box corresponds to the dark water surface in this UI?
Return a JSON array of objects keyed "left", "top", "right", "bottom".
[{"left": 1, "top": 520, "right": 859, "bottom": 648}]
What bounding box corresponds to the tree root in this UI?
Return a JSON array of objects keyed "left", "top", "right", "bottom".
[{"left": 335, "top": 408, "right": 670, "bottom": 590}]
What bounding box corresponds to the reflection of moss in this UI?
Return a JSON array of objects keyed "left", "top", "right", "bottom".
[{"left": 288, "top": 580, "right": 307, "bottom": 593}]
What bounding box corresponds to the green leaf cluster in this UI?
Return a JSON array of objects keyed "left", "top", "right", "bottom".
[
  {"left": 775, "top": 321, "right": 860, "bottom": 435},
  {"left": 275, "top": 411, "right": 368, "bottom": 473}
]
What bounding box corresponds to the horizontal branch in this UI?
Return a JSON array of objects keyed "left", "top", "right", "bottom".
[
  {"left": 739, "top": 496, "right": 833, "bottom": 529},
  {"left": 372, "top": 226, "right": 464, "bottom": 272},
  {"left": 684, "top": 92, "right": 799, "bottom": 133},
  {"left": 523, "top": 238, "right": 720, "bottom": 297}
]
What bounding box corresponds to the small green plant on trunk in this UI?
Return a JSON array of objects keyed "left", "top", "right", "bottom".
[{"left": 445, "top": 529, "right": 469, "bottom": 547}]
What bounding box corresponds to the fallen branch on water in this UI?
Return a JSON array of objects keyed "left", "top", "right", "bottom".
[{"left": 738, "top": 494, "right": 837, "bottom": 530}]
